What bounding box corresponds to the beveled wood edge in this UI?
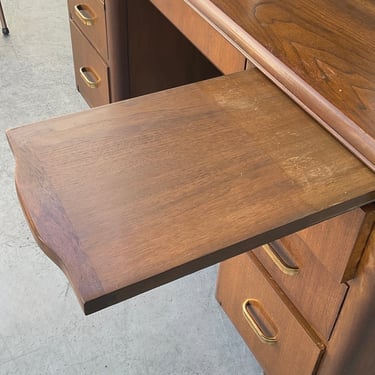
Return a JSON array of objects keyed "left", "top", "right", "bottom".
[
  {"left": 185, "top": 0, "right": 375, "bottom": 172},
  {"left": 7, "top": 129, "right": 104, "bottom": 312},
  {"left": 14, "top": 177, "right": 90, "bottom": 312}
]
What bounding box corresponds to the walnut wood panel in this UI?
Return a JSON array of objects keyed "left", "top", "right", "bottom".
[
  {"left": 187, "top": 0, "right": 375, "bottom": 171},
  {"left": 126, "top": 0, "right": 220, "bottom": 98},
  {"left": 70, "top": 20, "right": 110, "bottom": 107},
  {"left": 68, "top": 0, "right": 108, "bottom": 60},
  {"left": 6, "top": 69, "right": 375, "bottom": 314},
  {"left": 150, "top": 0, "right": 245, "bottom": 74},
  {"left": 318, "top": 228, "right": 375, "bottom": 375},
  {"left": 216, "top": 252, "right": 325, "bottom": 375},
  {"left": 295, "top": 205, "right": 375, "bottom": 283},
  {"left": 253, "top": 238, "right": 347, "bottom": 340}
]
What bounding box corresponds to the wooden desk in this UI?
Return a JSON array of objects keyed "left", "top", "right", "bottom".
[
  {"left": 7, "top": 0, "right": 375, "bottom": 374},
  {"left": 187, "top": 0, "right": 375, "bottom": 171}
]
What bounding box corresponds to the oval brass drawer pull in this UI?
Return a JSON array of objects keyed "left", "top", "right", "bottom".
[
  {"left": 263, "top": 243, "right": 299, "bottom": 276},
  {"left": 74, "top": 4, "right": 96, "bottom": 26},
  {"left": 79, "top": 66, "right": 101, "bottom": 89},
  {"left": 242, "top": 299, "right": 278, "bottom": 344}
]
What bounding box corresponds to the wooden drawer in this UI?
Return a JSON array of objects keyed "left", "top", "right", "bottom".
[
  {"left": 216, "top": 252, "right": 325, "bottom": 375},
  {"left": 68, "top": 0, "right": 108, "bottom": 60},
  {"left": 253, "top": 238, "right": 347, "bottom": 340},
  {"left": 294, "top": 206, "right": 375, "bottom": 283},
  {"left": 70, "top": 20, "right": 110, "bottom": 107},
  {"left": 150, "top": 0, "right": 245, "bottom": 74}
]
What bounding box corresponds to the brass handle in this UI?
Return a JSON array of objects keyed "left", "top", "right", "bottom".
[
  {"left": 263, "top": 243, "right": 299, "bottom": 276},
  {"left": 242, "top": 299, "right": 278, "bottom": 344},
  {"left": 79, "top": 67, "right": 101, "bottom": 89},
  {"left": 74, "top": 4, "right": 96, "bottom": 26}
]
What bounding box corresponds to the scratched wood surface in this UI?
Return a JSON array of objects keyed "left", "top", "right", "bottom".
[
  {"left": 187, "top": 0, "right": 375, "bottom": 170},
  {"left": 7, "top": 69, "right": 375, "bottom": 314}
]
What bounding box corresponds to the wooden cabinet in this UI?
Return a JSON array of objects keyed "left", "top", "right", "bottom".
[
  {"left": 68, "top": 0, "right": 112, "bottom": 106},
  {"left": 68, "top": 0, "right": 224, "bottom": 107},
  {"left": 69, "top": 20, "right": 110, "bottom": 107},
  {"left": 217, "top": 206, "right": 375, "bottom": 374},
  {"left": 7, "top": 1, "right": 375, "bottom": 374},
  {"left": 253, "top": 239, "right": 347, "bottom": 341},
  {"left": 217, "top": 252, "right": 325, "bottom": 375},
  {"left": 68, "top": 0, "right": 107, "bottom": 60}
]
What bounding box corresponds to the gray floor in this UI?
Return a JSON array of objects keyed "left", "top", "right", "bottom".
[{"left": 0, "top": 1, "right": 262, "bottom": 374}]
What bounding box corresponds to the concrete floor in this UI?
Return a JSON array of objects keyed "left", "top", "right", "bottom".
[{"left": 0, "top": 1, "right": 263, "bottom": 374}]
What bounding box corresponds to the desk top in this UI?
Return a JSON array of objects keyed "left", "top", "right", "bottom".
[
  {"left": 188, "top": 0, "right": 375, "bottom": 170},
  {"left": 7, "top": 70, "right": 375, "bottom": 313}
]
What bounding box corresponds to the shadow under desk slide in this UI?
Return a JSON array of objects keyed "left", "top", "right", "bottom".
[{"left": 6, "top": 69, "right": 375, "bottom": 314}]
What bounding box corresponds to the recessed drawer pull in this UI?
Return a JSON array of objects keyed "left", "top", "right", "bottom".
[
  {"left": 74, "top": 4, "right": 96, "bottom": 26},
  {"left": 263, "top": 243, "right": 299, "bottom": 276},
  {"left": 242, "top": 299, "right": 278, "bottom": 345},
  {"left": 79, "top": 67, "right": 101, "bottom": 89}
]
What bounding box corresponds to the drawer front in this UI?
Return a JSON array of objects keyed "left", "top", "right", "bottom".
[
  {"left": 216, "top": 252, "right": 324, "bottom": 375},
  {"left": 68, "top": 0, "right": 108, "bottom": 60},
  {"left": 70, "top": 20, "right": 110, "bottom": 107},
  {"left": 150, "top": 0, "right": 245, "bottom": 74},
  {"left": 296, "top": 206, "right": 375, "bottom": 283},
  {"left": 253, "top": 238, "right": 347, "bottom": 340}
]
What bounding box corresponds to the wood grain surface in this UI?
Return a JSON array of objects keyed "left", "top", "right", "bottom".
[
  {"left": 187, "top": 0, "right": 375, "bottom": 170},
  {"left": 7, "top": 69, "right": 375, "bottom": 314}
]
